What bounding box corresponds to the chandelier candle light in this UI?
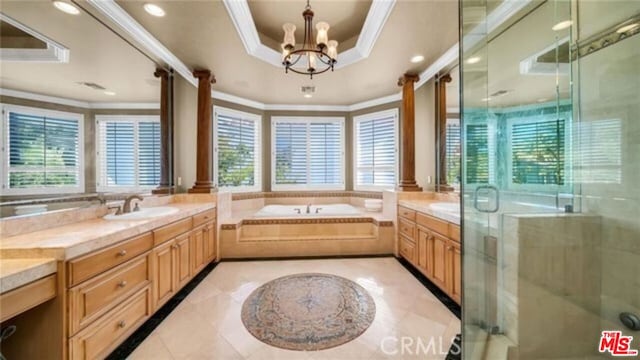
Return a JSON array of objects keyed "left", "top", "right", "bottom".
[{"left": 281, "top": 0, "right": 338, "bottom": 78}]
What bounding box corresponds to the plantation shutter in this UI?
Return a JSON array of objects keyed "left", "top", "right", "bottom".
[
  {"left": 216, "top": 111, "right": 258, "bottom": 188},
  {"left": 445, "top": 121, "right": 461, "bottom": 184},
  {"left": 511, "top": 119, "right": 565, "bottom": 185},
  {"left": 273, "top": 119, "right": 344, "bottom": 188},
  {"left": 309, "top": 122, "right": 342, "bottom": 185},
  {"left": 97, "top": 117, "right": 160, "bottom": 190},
  {"left": 7, "top": 111, "right": 80, "bottom": 189},
  {"left": 274, "top": 122, "right": 308, "bottom": 185},
  {"left": 574, "top": 119, "right": 621, "bottom": 184},
  {"left": 465, "top": 124, "right": 490, "bottom": 183},
  {"left": 355, "top": 112, "right": 397, "bottom": 189}
]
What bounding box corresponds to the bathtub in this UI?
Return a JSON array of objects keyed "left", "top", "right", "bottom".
[{"left": 253, "top": 204, "right": 361, "bottom": 217}]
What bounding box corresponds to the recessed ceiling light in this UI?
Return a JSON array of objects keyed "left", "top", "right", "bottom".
[
  {"left": 410, "top": 55, "right": 424, "bottom": 63},
  {"left": 104, "top": 91, "right": 116, "bottom": 96},
  {"left": 144, "top": 3, "right": 166, "bottom": 17},
  {"left": 616, "top": 23, "right": 639, "bottom": 33},
  {"left": 537, "top": 98, "right": 548, "bottom": 102},
  {"left": 303, "top": 94, "right": 313, "bottom": 98},
  {"left": 552, "top": 20, "right": 572, "bottom": 31},
  {"left": 53, "top": 1, "right": 80, "bottom": 15},
  {"left": 481, "top": 97, "right": 492, "bottom": 102},
  {"left": 467, "top": 56, "right": 481, "bottom": 64}
]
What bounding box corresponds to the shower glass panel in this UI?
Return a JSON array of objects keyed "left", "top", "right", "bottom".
[{"left": 460, "top": 0, "right": 640, "bottom": 358}]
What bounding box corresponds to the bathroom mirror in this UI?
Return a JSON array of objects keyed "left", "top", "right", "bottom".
[
  {"left": 436, "top": 64, "right": 461, "bottom": 192},
  {"left": 0, "top": 1, "right": 164, "bottom": 217}
]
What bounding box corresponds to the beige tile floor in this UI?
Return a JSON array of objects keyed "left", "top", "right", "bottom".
[{"left": 130, "top": 257, "right": 460, "bottom": 359}]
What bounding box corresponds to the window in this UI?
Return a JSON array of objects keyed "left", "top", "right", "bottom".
[
  {"left": 272, "top": 117, "right": 344, "bottom": 190},
  {"left": 508, "top": 117, "right": 567, "bottom": 187},
  {"left": 1, "top": 104, "right": 84, "bottom": 195},
  {"left": 96, "top": 115, "right": 160, "bottom": 192},
  {"left": 353, "top": 109, "right": 398, "bottom": 190},
  {"left": 445, "top": 118, "right": 461, "bottom": 185},
  {"left": 213, "top": 106, "right": 261, "bottom": 192}
]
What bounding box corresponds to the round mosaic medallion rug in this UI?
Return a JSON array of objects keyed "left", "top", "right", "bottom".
[{"left": 241, "top": 273, "right": 376, "bottom": 351}]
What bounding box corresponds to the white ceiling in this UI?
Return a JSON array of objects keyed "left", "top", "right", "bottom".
[
  {"left": 0, "top": 1, "right": 159, "bottom": 103},
  {"left": 114, "top": 0, "right": 459, "bottom": 105}
]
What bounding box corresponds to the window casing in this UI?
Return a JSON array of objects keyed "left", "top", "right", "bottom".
[
  {"left": 213, "top": 106, "right": 262, "bottom": 193},
  {"left": 1, "top": 104, "right": 84, "bottom": 195},
  {"left": 353, "top": 109, "right": 399, "bottom": 191},
  {"left": 272, "top": 117, "right": 345, "bottom": 191},
  {"left": 96, "top": 115, "right": 161, "bottom": 192}
]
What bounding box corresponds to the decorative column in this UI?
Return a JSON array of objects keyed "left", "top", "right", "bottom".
[
  {"left": 152, "top": 68, "right": 174, "bottom": 194},
  {"left": 397, "top": 73, "right": 422, "bottom": 192},
  {"left": 437, "top": 73, "right": 452, "bottom": 190},
  {"left": 189, "top": 69, "right": 217, "bottom": 193}
]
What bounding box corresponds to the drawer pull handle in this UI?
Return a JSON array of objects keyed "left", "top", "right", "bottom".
[
  {"left": 117, "top": 320, "right": 126, "bottom": 328},
  {"left": 117, "top": 249, "right": 127, "bottom": 257},
  {"left": 117, "top": 280, "right": 127, "bottom": 288}
]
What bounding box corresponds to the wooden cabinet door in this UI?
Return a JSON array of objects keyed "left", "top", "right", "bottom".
[
  {"left": 432, "top": 233, "right": 448, "bottom": 289},
  {"left": 425, "top": 230, "right": 435, "bottom": 278},
  {"left": 175, "top": 233, "right": 191, "bottom": 290},
  {"left": 190, "top": 227, "right": 206, "bottom": 275},
  {"left": 447, "top": 240, "right": 462, "bottom": 303},
  {"left": 205, "top": 222, "right": 216, "bottom": 262},
  {"left": 417, "top": 228, "right": 429, "bottom": 274},
  {"left": 153, "top": 241, "right": 175, "bottom": 308}
]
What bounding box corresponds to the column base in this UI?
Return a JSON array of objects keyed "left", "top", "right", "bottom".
[
  {"left": 396, "top": 182, "right": 423, "bottom": 192},
  {"left": 188, "top": 182, "right": 217, "bottom": 193}
]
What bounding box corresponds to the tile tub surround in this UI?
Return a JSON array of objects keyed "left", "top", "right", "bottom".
[
  {"left": 0, "top": 195, "right": 217, "bottom": 261},
  {"left": 128, "top": 257, "right": 461, "bottom": 360},
  {"left": 0, "top": 258, "right": 57, "bottom": 293}
]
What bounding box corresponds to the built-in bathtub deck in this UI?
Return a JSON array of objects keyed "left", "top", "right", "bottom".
[{"left": 219, "top": 208, "right": 394, "bottom": 259}]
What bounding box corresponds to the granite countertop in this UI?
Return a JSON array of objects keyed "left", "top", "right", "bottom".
[
  {"left": 0, "top": 202, "right": 216, "bottom": 261},
  {"left": 398, "top": 199, "right": 461, "bottom": 225},
  {"left": 0, "top": 258, "right": 57, "bottom": 294}
]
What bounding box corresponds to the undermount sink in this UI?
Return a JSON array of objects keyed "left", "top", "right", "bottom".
[
  {"left": 429, "top": 202, "right": 460, "bottom": 213},
  {"left": 103, "top": 206, "right": 179, "bottom": 220}
]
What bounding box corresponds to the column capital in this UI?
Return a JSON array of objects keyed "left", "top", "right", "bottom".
[
  {"left": 193, "top": 69, "right": 216, "bottom": 84},
  {"left": 154, "top": 68, "right": 169, "bottom": 79},
  {"left": 397, "top": 73, "right": 420, "bottom": 87}
]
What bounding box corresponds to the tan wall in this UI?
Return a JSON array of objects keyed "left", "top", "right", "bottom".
[
  {"left": 173, "top": 75, "right": 199, "bottom": 192},
  {"left": 0, "top": 95, "right": 158, "bottom": 200},
  {"left": 414, "top": 79, "right": 436, "bottom": 190}
]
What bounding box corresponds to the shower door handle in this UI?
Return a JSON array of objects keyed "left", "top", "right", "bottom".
[{"left": 474, "top": 185, "right": 500, "bottom": 213}]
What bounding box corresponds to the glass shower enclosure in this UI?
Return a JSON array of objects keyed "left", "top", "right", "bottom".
[{"left": 460, "top": 0, "right": 640, "bottom": 358}]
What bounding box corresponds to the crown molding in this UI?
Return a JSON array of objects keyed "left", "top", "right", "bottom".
[
  {"left": 222, "top": 0, "right": 396, "bottom": 70},
  {"left": 415, "top": 43, "right": 458, "bottom": 89},
  {"left": 85, "top": 0, "right": 197, "bottom": 87},
  {"left": 0, "top": 88, "right": 159, "bottom": 110},
  {"left": 212, "top": 90, "right": 266, "bottom": 110},
  {"left": 0, "top": 13, "right": 69, "bottom": 63},
  {"left": 349, "top": 93, "right": 402, "bottom": 112}
]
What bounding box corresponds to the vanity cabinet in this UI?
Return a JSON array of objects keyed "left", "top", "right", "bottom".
[
  {"left": 398, "top": 205, "right": 461, "bottom": 304},
  {"left": 65, "top": 208, "right": 217, "bottom": 360}
]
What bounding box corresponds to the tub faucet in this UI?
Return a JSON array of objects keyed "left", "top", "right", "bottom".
[
  {"left": 306, "top": 204, "right": 311, "bottom": 214},
  {"left": 123, "top": 195, "right": 143, "bottom": 214}
]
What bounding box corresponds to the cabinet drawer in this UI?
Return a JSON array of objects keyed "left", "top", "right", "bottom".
[
  {"left": 70, "top": 287, "right": 151, "bottom": 360},
  {"left": 153, "top": 218, "right": 192, "bottom": 246},
  {"left": 398, "top": 206, "right": 416, "bottom": 221},
  {"left": 416, "top": 212, "right": 449, "bottom": 236},
  {"left": 398, "top": 218, "right": 415, "bottom": 239},
  {"left": 399, "top": 235, "right": 416, "bottom": 263},
  {"left": 68, "top": 233, "right": 153, "bottom": 287},
  {"left": 193, "top": 209, "right": 216, "bottom": 228},
  {"left": 0, "top": 274, "right": 57, "bottom": 323},
  {"left": 69, "top": 255, "right": 150, "bottom": 335},
  {"left": 448, "top": 224, "right": 461, "bottom": 242}
]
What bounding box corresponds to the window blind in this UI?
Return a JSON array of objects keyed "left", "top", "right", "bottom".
[
  {"left": 97, "top": 117, "right": 160, "bottom": 191},
  {"left": 215, "top": 108, "right": 260, "bottom": 190},
  {"left": 445, "top": 120, "right": 461, "bottom": 184},
  {"left": 511, "top": 119, "right": 565, "bottom": 185},
  {"left": 465, "top": 124, "right": 490, "bottom": 184},
  {"left": 354, "top": 110, "right": 398, "bottom": 189},
  {"left": 574, "top": 119, "right": 621, "bottom": 184},
  {"left": 5, "top": 110, "right": 81, "bottom": 191},
  {"left": 273, "top": 118, "right": 344, "bottom": 189}
]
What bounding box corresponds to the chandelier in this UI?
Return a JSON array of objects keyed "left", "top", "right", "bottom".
[{"left": 281, "top": 0, "right": 338, "bottom": 79}]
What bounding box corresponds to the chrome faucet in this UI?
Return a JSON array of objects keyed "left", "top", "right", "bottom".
[
  {"left": 122, "top": 195, "right": 143, "bottom": 214},
  {"left": 306, "top": 204, "right": 311, "bottom": 214}
]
